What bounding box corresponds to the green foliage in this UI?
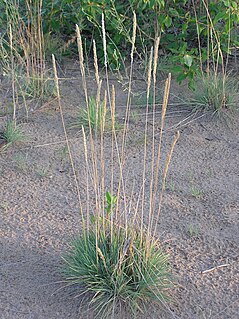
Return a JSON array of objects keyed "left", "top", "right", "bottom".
[
  {"left": 188, "top": 224, "right": 200, "bottom": 237},
  {"left": 105, "top": 191, "right": 117, "bottom": 215},
  {"left": 62, "top": 227, "right": 172, "bottom": 317},
  {"left": 1, "top": 1, "right": 238, "bottom": 81}
]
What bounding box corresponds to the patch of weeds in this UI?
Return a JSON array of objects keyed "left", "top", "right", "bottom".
[
  {"left": 191, "top": 73, "right": 239, "bottom": 116},
  {"left": 0, "top": 202, "right": 8, "bottom": 211},
  {"left": 130, "top": 110, "right": 140, "bottom": 123},
  {"left": 13, "top": 153, "right": 27, "bottom": 172},
  {"left": 188, "top": 224, "right": 200, "bottom": 238},
  {"left": 190, "top": 185, "right": 203, "bottom": 199},
  {"left": 35, "top": 167, "right": 49, "bottom": 178},
  {"left": 0, "top": 104, "right": 14, "bottom": 117},
  {"left": 166, "top": 177, "right": 176, "bottom": 192},
  {"left": 127, "top": 134, "right": 145, "bottom": 147},
  {"left": 44, "top": 33, "right": 66, "bottom": 62},
  {"left": 56, "top": 145, "right": 69, "bottom": 160},
  {"left": 0, "top": 121, "right": 25, "bottom": 150},
  {"left": 205, "top": 168, "right": 214, "bottom": 178}
]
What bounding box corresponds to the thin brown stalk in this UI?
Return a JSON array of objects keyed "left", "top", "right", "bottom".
[
  {"left": 153, "top": 131, "right": 180, "bottom": 238},
  {"left": 148, "top": 37, "right": 160, "bottom": 238},
  {"left": 140, "top": 47, "right": 153, "bottom": 246},
  {"left": 9, "top": 24, "right": 16, "bottom": 125},
  {"left": 149, "top": 74, "right": 171, "bottom": 237},
  {"left": 52, "top": 54, "right": 84, "bottom": 226},
  {"left": 115, "top": 13, "right": 137, "bottom": 227},
  {"left": 76, "top": 24, "right": 88, "bottom": 107},
  {"left": 82, "top": 126, "right": 90, "bottom": 234}
]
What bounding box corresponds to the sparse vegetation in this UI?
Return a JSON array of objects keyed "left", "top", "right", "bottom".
[
  {"left": 13, "top": 153, "right": 27, "bottom": 171},
  {"left": 35, "top": 167, "right": 49, "bottom": 178},
  {"left": 0, "top": 1, "right": 238, "bottom": 318},
  {"left": 51, "top": 17, "right": 180, "bottom": 316},
  {"left": 188, "top": 224, "right": 200, "bottom": 238}
]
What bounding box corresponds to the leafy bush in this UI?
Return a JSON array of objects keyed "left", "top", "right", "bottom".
[{"left": 2, "top": 0, "right": 238, "bottom": 78}]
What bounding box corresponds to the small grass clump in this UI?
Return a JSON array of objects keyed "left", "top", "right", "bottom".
[
  {"left": 191, "top": 73, "right": 238, "bottom": 115},
  {"left": 71, "top": 97, "right": 106, "bottom": 132},
  {"left": 63, "top": 226, "right": 172, "bottom": 318},
  {"left": 0, "top": 120, "right": 24, "bottom": 149}
]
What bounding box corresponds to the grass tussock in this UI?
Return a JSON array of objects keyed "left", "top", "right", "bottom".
[
  {"left": 0, "top": 120, "right": 24, "bottom": 149},
  {"left": 70, "top": 97, "right": 107, "bottom": 132},
  {"left": 63, "top": 226, "right": 171, "bottom": 317},
  {"left": 191, "top": 72, "right": 239, "bottom": 115}
]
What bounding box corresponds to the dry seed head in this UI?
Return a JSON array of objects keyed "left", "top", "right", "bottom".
[
  {"left": 76, "top": 24, "right": 85, "bottom": 79},
  {"left": 97, "top": 246, "right": 107, "bottom": 270},
  {"left": 147, "top": 47, "right": 153, "bottom": 100},
  {"left": 153, "top": 37, "right": 160, "bottom": 84},
  {"left": 131, "top": 12, "right": 137, "bottom": 61},
  {"left": 52, "top": 54, "right": 60, "bottom": 99},
  {"left": 93, "top": 40, "right": 100, "bottom": 86},
  {"left": 102, "top": 13, "right": 107, "bottom": 67},
  {"left": 162, "top": 73, "right": 171, "bottom": 121}
]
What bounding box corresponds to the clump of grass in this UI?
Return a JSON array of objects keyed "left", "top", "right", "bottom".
[
  {"left": 0, "top": 120, "right": 24, "bottom": 149},
  {"left": 19, "top": 74, "right": 56, "bottom": 101},
  {"left": 53, "top": 16, "right": 179, "bottom": 318},
  {"left": 188, "top": 224, "right": 200, "bottom": 238},
  {"left": 63, "top": 224, "right": 171, "bottom": 318},
  {"left": 71, "top": 97, "right": 107, "bottom": 132},
  {"left": 191, "top": 73, "right": 238, "bottom": 115},
  {"left": 190, "top": 185, "right": 203, "bottom": 199}
]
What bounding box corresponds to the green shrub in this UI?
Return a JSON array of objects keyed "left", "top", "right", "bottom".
[{"left": 2, "top": 0, "right": 238, "bottom": 78}]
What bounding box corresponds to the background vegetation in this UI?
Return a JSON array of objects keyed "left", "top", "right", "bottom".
[{"left": 1, "top": 0, "right": 238, "bottom": 82}]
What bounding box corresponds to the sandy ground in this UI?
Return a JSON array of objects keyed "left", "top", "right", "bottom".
[{"left": 0, "top": 65, "right": 239, "bottom": 319}]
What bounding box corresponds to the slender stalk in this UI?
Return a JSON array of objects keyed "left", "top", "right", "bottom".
[
  {"left": 140, "top": 47, "right": 153, "bottom": 246},
  {"left": 52, "top": 54, "right": 84, "bottom": 227}
]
